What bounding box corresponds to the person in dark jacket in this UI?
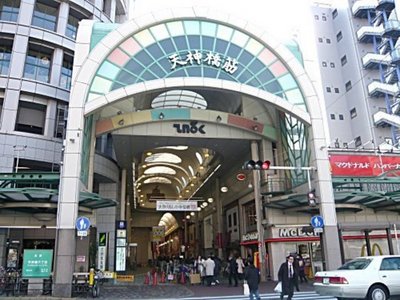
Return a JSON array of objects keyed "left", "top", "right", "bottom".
[
  {"left": 228, "top": 254, "right": 238, "bottom": 287},
  {"left": 278, "top": 255, "right": 297, "bottom": 300},
  {"left": 244, "top": 258, "right": 260, "bottom": 300}
]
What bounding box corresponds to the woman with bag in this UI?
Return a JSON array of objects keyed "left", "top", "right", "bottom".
[{"left": 244, "top": 258, "right": 261, "bottom": 300}]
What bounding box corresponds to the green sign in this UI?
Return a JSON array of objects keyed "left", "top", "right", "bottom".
[
  {"left": 99, "top": 232, "right": 107, "bottom": 246},
  {"left": 22, "top": 249, "right": 53, "bottom": 278}
]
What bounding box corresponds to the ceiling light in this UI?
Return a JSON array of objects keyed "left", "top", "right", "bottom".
[
  {"left": 216, "top": 115, "right": 222, "bottom": 122},
  {"left": 190, "top": 212, "right": 195, "bottom": 216},
  {"left": 197, "top": 207, "right": 201, "bottom": 211},
  {"left": 137, "top": 189, "right": 141, "bottom": 192},
  {"left": 159, "top": 112, "right": 164, "bottom": 119},
  {"left": 253, "top": 125, "right": 258, "bottom": 131},
  {"left": 192, "top": 175, "right": 197, "bottom": 179},
  {"left": 146, "top": 152, "right": 152, "bottom": 156},
  {"left": 142, "top": 164, "right": 147, "bottom": 168},
  {"left": 199, "top": 165, "right": 204, "bottom": 170},
  {"left": 204, "top": 153, "right": 210, "bottom": 158},
  {"left": 186, "top": 190, "right": 190, "bottom": 193},
  {"left": 202, "top": 202, "right": 208, "bottom": 207},
  {"left": 220, "top": 186, "right": 228, "bottom": 193},
  {"left": 190, "top": 183, "right": 195, "bottom": 187},
  {"left": 207, "top": 197, "right": 214, "bottom": 203},
  {"left": 186, "top": 215, "right": 190, "bottom": 219},
  {"left": 140, "top": 195, "right": 144, "bottom": 198}
]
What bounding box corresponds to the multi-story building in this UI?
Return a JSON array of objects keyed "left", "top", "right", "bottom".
[
  {"left": 1, "top": 0, "right": 400, "bottom": 297},
  {"left": 0, "top": 0, "right": 128, "bottom": 281}
]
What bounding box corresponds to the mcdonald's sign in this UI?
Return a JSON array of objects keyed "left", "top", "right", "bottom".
[{"left": 361, "top": 243, "right": 383, "bottom": 256}]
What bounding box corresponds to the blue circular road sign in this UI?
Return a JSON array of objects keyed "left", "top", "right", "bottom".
[
  {"left": 311, "top": 215, "right": 324, "bottom": 228},
  {"left": 76, "top": 216, "right": 91, "bottom": 231}
]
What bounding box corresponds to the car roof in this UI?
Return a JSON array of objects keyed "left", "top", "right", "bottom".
[{"left": 354, "top": 255, "right": 400, "bottom": 259}]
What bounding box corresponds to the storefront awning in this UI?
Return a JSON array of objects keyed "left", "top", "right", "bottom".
[{"left": 0, "top": 172, "right": 117, "bottom": 213}]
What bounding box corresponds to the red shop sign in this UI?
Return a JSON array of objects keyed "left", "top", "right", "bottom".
[{"left": 329, "top": 154, "right": 400, "bottom": 177}]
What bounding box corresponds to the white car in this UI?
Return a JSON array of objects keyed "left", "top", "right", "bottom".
[{"left": 314, "top": 255, "right": 400, "bottom": 300}]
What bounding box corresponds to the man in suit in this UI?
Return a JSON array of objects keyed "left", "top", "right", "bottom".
[{"left": 278, "top": 255, "right": 297, "bottom": 300}]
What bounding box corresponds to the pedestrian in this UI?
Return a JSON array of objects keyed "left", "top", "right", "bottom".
[
  {"left": 204, "top": 254, "right": 215, "bottom": 286},
  {"left": 292, "top": 254, "right": 300, "bottom": 291},
  {"left": 196, "top": 255, "right": 206, "bottom": 285},
  {"left": 236, "top": 255, "right": 245, "bottom": 280},
  {"left": 244, "top": 257, "right": 261, "bottom": 300},
  {"left": 211, "top": 254, "right": 221, "bottom": 284},
  {"left": 297, "top": 254, "right": 308, "bottom": 283},
  {"left": 228, "top": 254, "right": 238, "bottom": 287},
  {"left": 278, "top": 255, "right": 297, "bottom": 300}
]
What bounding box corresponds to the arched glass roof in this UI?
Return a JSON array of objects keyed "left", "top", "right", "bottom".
[
  {"left": 152, "top": 90, "right": 207, "bottom": 109},
  {"left": 143, "top": 177, "right": 172, "bottom": 184},
  {"left": 144, "top": 166, "right": 176, "bottom": 175},
  {"left": 88, "top": 19, "right": 306, "bottom": 111},
  {"left": 145, "top": 153, "right": 182, "bottom": 164}
]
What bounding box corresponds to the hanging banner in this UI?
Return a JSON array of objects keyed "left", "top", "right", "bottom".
[
  {"left": 152, "top": 226, "right": 165, "bottom": 242},
  {"left": 329, "top": 154, "right": 400, "bottom": 177}
]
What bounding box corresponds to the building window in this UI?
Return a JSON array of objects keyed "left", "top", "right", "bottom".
[
  {"left": 322, "top": 15, "right": 327, "bottom": 21},
  {"left": 326, "top": 87, "right": 331, "bottom": 93},
  {"left": 341, "top": 55, "right": 347, "bottom": 66},
  {"left": 244, "top": 202, "right": 257, "bottom": 228},
  {"left": 332, "top": 9, "right": 338, "bottom": 19},
  {"left": 350, "top": 107, "right": 357, "bottom": 119},
  {"left": 345, "top": 80, "right": 352, "bottom": 91},
  {"left": 60, "top": 53, "right": 73, "bottom": 89},
  {"left": 314, "top": 15, "right": 319, "bottom": 20},
  {"left": 0, "top": 38, "right": 13, "bottom": 76},
  {"left": 32, "top": 1, "right": 58, "bottom": 31},
  {"left": 326, "top": 38, "right": 331, "bottom": 44},
  {"left": 66, "top": 14, "right": 79, "bottom": 39},
  {"left": 16, "top": 101, "right": 46, "bottom": 135},
  {"left": 0, "top": 96, "right": 3, "bottom": 122},
  {"left": 355, "top": 136, "right": 362, "bottom": 147},
  {"left": 322, "top": 61, "right": 327, "bottom": 67},
  {"left": 318, "top": 37, "right": 323, "bottom": 43},
  {"left": 339, "top": 114, "right": 344, "bottom": 120},
  {"left": 334, "top": 87, "right": 340, "bottom": 93},
  {"left": 330, "top": 62, "right": 335, "bottom": 68},
  {"left": 24, "top": 44, "right": 52, "bottom": 83},
  {"left": 0, "top": 0, "right": 20, "bottom": 22},
  {"left": 54, "top": 102, "right": 67, "bottom": 138},
  {"left": 330, "top": 114, "right": 335, "bottom": 120},
  {"left": 336, "top": 31, "right": 343, "bottom": 42}
]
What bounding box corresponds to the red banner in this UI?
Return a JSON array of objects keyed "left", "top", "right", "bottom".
[{"left": 329, "top": 154, "right": 400, "bottom": 176}]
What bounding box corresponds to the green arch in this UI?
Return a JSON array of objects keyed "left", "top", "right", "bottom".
[{"left": 88, "top": 19, "right": 306, "bottom": 112}]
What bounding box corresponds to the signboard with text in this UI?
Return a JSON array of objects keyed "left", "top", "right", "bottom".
[
  {"left": 329, "top": 154, "right": 400, "bottom": 177},
  {"left": 156, "top": 200, "right": 198, "bottom": 211},
  {"left": 22, "top": 249, "right": 53, "bottom": 278},
  {"left": 152, "top": 226, "right": 165, "bottom": 242}
]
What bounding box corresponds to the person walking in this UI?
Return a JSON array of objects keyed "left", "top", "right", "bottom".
[
  {"left": 236, "top": 255, "right": 245, "bottom": 280},
  {"left": 278, "top": 255, "right": 297, "bottom": 300},
  {"left": 292, "top": 254, "right": 300, "bottom": 292},
  {"left": 228, "top": 254, "right": 238, "bottom": 287},
  {"left": 244, "top": 258, "right": 261, "bottom": 300},
  {"left": 297, "top": 254, "right": 308, "bottom": 283},
  {"left": 204, "top": 254, "right": 215, "bottom": 286}
]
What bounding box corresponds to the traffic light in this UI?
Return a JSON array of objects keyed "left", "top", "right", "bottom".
[
  {"left": 307, "top": 190, "right": 317, "bottom": 207},
  {"left": 243, "top": 160, "right": 271, "bottom": 170}
]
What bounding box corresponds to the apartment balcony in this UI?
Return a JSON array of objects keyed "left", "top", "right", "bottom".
[
  {"left": 384, "top": 67, "right": 399, "bottom": 84},
  {"left": 362, "top": 52, "right": 391, "bottom": 69},
  {"left": 357, "top": 25, "right": 383, "bottom": 43},
  {"left": 391, "top": 48, "right": 400, "bottom": 64},
  {"left": 376, "top": 0, "right": 395, "bottom": 12},
  {"left": 368, "top": 81, "right": 400, "bottom": 97},
  {"left": 382, "top": 20, "right": 400, "bottom": 38},
  {"left": 373, "top": 110, "right": 400, "bottom": 127},
  {"left": 352, "top": 0, "right": 377, "bottom": 18}
]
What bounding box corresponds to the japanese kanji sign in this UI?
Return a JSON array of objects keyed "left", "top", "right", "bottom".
[
  {"left": 169, "top": 50, "right": 239, "bottom": 74},
  {"left": 156, "top": 200, "right": 198, "bottom": 211},
  {"left": 22, "top": 249, "right": 53, "bottom": 278},
  {"left": 152, "top": 226, "right": 165, "bottom": 242},
  {"left": 329, "top": 154, "right": 400, "bottom": 176}
]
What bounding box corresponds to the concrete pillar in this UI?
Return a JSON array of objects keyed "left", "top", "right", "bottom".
[
  {"left": 18, "top": 0, "right": 35, "bottom": 26},
  {"left": 56, "top": 1, "right": 69, "bottom": 35},
  {"left": 50, "top": 48, "right": 63, "bottom": 87},
  {"left": 9, "top": 35, "right": 28, "bottom": 79},
  {"left": 53, "top": 229, "right": 76, "bottom": 297},
  {"left": 120, "top": 169, "right": 126, "bottom": 220},
  {"left": 215, "top": 178, "right": 223, "bottom": 260}
]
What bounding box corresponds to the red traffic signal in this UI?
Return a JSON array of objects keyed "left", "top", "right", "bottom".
[{"left": 243, "top": 160, "right": 271, "bottom": 170}]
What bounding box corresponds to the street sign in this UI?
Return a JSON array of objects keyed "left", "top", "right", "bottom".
[
  {"left": 22, "top": 249, "right": 53, "bottom": 278},
  {"left": 76, "top": 216, "right": 91, "bottom": 231},
  {"left": 76, "top": 216, "right": 91, "bottom": 237},
  {"left": 311, "top": 215, "right": 324, "bottom": 228}
]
